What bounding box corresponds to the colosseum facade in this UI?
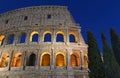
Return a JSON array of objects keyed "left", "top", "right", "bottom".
[{"left": 0, "top": 6, "right": 89, "bottom": 78}]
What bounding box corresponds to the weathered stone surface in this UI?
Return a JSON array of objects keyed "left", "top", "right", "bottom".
[{"left": 0, "top": 6, "right": 89, "bottom": 78}]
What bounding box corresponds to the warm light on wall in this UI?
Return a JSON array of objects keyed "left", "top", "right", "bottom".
[
  {"left": 12, "top": 52, "right": 22, "bottom": 67},
  {"left": 0, "top": 35, "right": 5, "bottom": 45},
  {"left": 0, "top": 53, "right": 9, "bottom": 67},
  {"left": 56, "top": 52, "right": 66, "bottom": 66},
  {"left": 70, "top": 52, "right": 80, "bottom": 66},
  {"left": 40, "top": 52, "right": 51, "bottom": 66},
  {"left": 84, "top": 54, "right": 88, "bottom": 68}
]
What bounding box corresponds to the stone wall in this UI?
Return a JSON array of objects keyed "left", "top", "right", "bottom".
[{"left": 0, "top": 6, "right": 89, "bottom": 78}]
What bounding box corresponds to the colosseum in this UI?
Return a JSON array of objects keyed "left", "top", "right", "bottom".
[{"left": 0, "top": 6, "right": 89, "bottom": 78}]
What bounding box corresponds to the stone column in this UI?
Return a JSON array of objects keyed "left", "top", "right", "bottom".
[
  {"left": 51, "top": 49, "right": 55, "bottom": 69},
  {"left": 50, "top": 49, "right": 52, "bottom": 69},
  {"left": 14, "top": 32, "right": 19, "bottom": 44},
  {"left": 83, "top": 75, "right": 86, "bottom": 78},
  {"left": 3, "top": 34, "right": 8, "bottom": 45},
  {"left": 52, "top": 28, "right": 56, "bottom": 43},
  {"left": 67, "top": 49, "right": 72, "bottom": 70},
  {"left": 23, "top": 51, "right": 27, "bottom": 70},
  {"left": 66, "top": 28, "right": 69, "bottom": 44},
  {"left": 0, "top": 50, "right": 3, "bottom": 58},
  {"left": 78, "top": 29, "right": 81, "bottom": 44},
  {"left": 35, "top": 50, "right": 39, "bottom": 70},
  {"left": 37, "top": 50, "right": 41, "bottom": 68},
  {"left": 39, "top": 29, "right": 43, "bottom": 44},
  {"left": 8, "top": 50, "right": 14, "bottom": 70},
  {"left": 26, "top": 31, "right": 31, "bottom": 44},
  {"left": 80, "top": 50, "right": 84, "bottom": 68}
]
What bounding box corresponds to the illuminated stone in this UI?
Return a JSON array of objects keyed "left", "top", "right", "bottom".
[{"left": 0, "top": 6, "right": 89, "bottom": 78}]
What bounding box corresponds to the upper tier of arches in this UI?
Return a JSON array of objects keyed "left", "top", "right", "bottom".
[{"left": 0, "top": 30, "right": 80, "bottom": 46}]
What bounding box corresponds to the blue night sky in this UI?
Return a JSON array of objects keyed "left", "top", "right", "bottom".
[{"left": 0, "top": 0, "right": 120, "bottom": 52}]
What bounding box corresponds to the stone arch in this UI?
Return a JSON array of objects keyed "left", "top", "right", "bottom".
[
  {"left": 43, "top": 31, "right": 52, "bottom": 42},
  {"left": 20, "top": 33, "right": 26, "bottom": 43},
  {"left": 56, "top": 52, "right": 66, "bottom": 66},
  {"left": 70, "top": 52, "right": 80, "bottom": 66},
  {"left": 56, "top": 31, "right": 66, "bottom": 42},
  {"left": 12, "top": 52, "right": 22, "bottom": 67},
  {"left": 0, "top": 35, "right": 5, "bottom": 46},
  {"left": 40, "top": 52, "right": 51, "bottom": 66},
  {"left": 27, "top": 53, "right": 36, "bottom": 66},
  {"left": 69, "top": 32, "right": 78, "bottom": 43},
  {"left": 0, "top": 53, "right": 9, "bottom": 67},
  {"left": 8, "top": 34, "right": 15, "bottom": 44},
  {"left": 84, "top": 54, "right": 88, "bottom": 68},
  {"left": 30, "top": 31, "right": 39, "bottom": 42}
]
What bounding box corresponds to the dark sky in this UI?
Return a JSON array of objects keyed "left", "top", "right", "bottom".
[{"left": 0, "top": 0, "right": 120, "bottom": 52}]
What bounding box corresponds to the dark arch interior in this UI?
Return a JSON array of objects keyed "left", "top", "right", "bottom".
[
  {"left": 9, "top": 35, "right": 15, "bottom": 44},
  {"left": 69, "top": 34, "right": 76, "bottom": 42},
  {"left": 56, "top": 34, "right": 64, "bottom": 42},
  {"left": 28, "top": 53, "right": 36, "bottom": 66},
  {"left": 20, "top": 33, "right": 26, "bottom": 43},
  {"left": 44, "top": 33, "right": 51, "bottom": 42},
  {"left": 32, "top": 34, "right": 38, "bottom": 42}
]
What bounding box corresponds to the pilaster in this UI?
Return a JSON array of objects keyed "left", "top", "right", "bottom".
[
  {"left": 39, "top": 29, "right": 43, "bottom": 44},
  {"left": 80, "top": 50, "right": 84, "bottom": 68},
  {"left": 52, "top": 28, "right": 56, "bottom": 43},
  {"left": 51, "top": 49, "right": 55, "bottom": 69},
  {"left": 66, "top": 28, "right": 69, "bottom": 44},
  {"left": 26, "top": 31, "right": 30, "bottom": 44},
  {"left": 67, "top": 49, "right": 72, "bottom": 70}
]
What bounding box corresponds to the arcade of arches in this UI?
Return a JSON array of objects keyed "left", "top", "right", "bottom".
[
  {"left": 0, "top": 52, "right": 88, "bottom": 68},
  {"left": 0, "top": 30, "right": 80, "bottom": 46}
]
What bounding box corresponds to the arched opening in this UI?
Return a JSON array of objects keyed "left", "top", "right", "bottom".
[
  {"left": 0, "top": 53, "right": 9, "bottom": 67},
  {"left": 69, "top": 32, "right": 78, "bottom": 43},
  {"left": 69, "top": 34, "right": 76, "bottom": 42},
  {"left": 32, "top": 34, "right": 38, "bottom": 42},
  {"left": 30, "top": 31, "right": 39, "bottom": 42},
  {"left": 8, "top": 34, "right": 15, "bottom": 44},
  {"left": 12, "top": 53, "right": 22, "bottom": 67},
  {"left": 70, "top": 52, "right": 80, "bottom": 66},
  {"left": 24, "top": 16, "right": 28, "bottom": 20},
  {"left": 56, "top": 34, "right": 64, "bottom": 42},
  {"left": 41, "top": 54, "right": 50, "bottom": 66},
  {"left": 27, "top": 53, "right": 36, "bottom": 66},
  {"left": 43, "top": 31, "right": 52, "bottom": 42},
  {"left": 56, "top": 53, "right": 65, "bottom": 66},
  {"left": 56, "top": 31, "right": 65, "bottom": 42},
  {"left": 0, "top": 35, "right": 5, "bottom": 46},
  {"left": 44, "top": 33, "right": 51, "bottom": 42},
  {"left": 20, "top": 33, "right": 26, "bottom": 43},
  {"left": 84, "top": 54, "right": 88, "bottom": 68}
]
